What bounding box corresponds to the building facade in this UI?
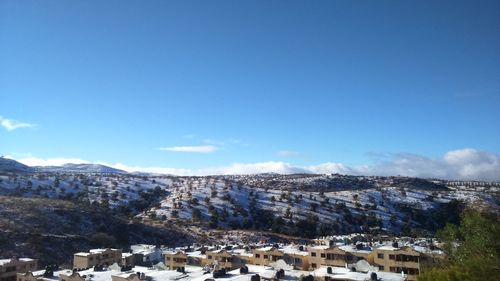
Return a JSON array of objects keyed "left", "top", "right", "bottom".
[
  {"left": 164, "top": 251, "right": 187, "bottom": 271},
  {"left": 73, "top": 249, "right": 122, "bottom": 269},
  {"left": 373, "top": 246, "right": 421, "bottom": 281},
  {"left": 0, "top": 258, "right": 37, "bottom": 281}
]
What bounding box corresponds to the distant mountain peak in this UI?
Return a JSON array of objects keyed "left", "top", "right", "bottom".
[
  {"left": 0, "top": 157, "right": 33, "bottom": 173},
  {"left": 35, "top": 163, "right": 127, "bottom": 174}
]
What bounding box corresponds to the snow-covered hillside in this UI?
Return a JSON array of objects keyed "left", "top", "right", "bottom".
[{"left": 0, "top": 157, "right": 498, "bottom": 237}]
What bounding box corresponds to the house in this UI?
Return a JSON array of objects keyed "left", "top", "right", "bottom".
[
  {"left": 251, "top": 247, "right": 284, "bottom": 266},
  {"left": 73, "top": 249, "right": 122, "bottom": 269},
  {"left": 129, "top": 245, "right": 161, "bottom": 266},
  {"left": 373, "top": 245, "right": 420, "bottom": 281},
  {"left": 164, "top": 251, "right": 187, "bottom": 271},
  {"left": 121, "top": 253, "right": 135, "bottom": 268},
  {"left": 308, "top": 245, "right": 348, "bottom": 269},
  {"left": 282, "top": 245, "right": 310, "bottom": 270},
  {"left": 0, "top": 258, "right": 37, "bottom": 281},
  {"left": 185, "top": 251, "right": 206, "bottom": 267},
  {"left": 230, "top": 249, "right": 253, "bottom": 267},
  {"left": 204, "top": 250, "right": 235, "bottom": 270}
]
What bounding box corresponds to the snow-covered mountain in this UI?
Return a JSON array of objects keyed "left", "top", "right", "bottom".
[
  {"left": 0, "top": 158, "right": 126, "bottom": 174},
  {"left": 0, "top": 157, "right": 34, "bottom": 173},
  {"left": 34, "top": 163, "right": 127, "bottom": 174}
]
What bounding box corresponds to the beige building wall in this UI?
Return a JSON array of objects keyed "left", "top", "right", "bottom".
[
  {"left": 373, "top": 246, "right": 420, "bottom": 281},
  {"left": 165, "top": 252, "right": 187, "bottom": 270},
  {"left": 308, "top": 246, "right": 348, "bottom": 268},
  {"left": 205, "top": 250, "right": 235, "bottom": 270},
  {"left": 73, "top": 249, "right": 122, "bottom": 269},
  {"left": 283, "top": 254, "right": 309, "bottom": 271},
  {"left": 0, "top": 259, "right": 38, "bottom": 281},
  {"left": 251, "top": 247, "right": 284, "bottom": 266}
]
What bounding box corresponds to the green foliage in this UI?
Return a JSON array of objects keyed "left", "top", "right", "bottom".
[{"left": 418, "top": 210, "right": 500, "bottom": 281}]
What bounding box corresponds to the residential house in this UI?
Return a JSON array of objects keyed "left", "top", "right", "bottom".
[
  {"left": 73, "top": 249, "right": 122, "bottom": 269},
  {"left": 164, "top": 251, "right": 187, "bottom": 271},
  {"left": 205, "top": 250, "right": 235, "bottom": 271},
  {"left": 373, "top": 245, "right": 421, "bottom": 281},
  {"left": 251, "top": 247, "right": 284, "bottom": 266},
  {"left": 0, "top": 258, "right": 37, "bottom": 281}
]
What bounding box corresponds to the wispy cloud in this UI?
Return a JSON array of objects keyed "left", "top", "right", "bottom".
[
  {"left": 278, "top": 150, "right": 301, "bottom": 157},
  {"left": 159, "top": 145, "right": 218, "bottom": 153},
  {"left": 7, "top": 148, "right": 500, "bottom": 180},
  {"left": 203, "top": 139, "right": 226, "bottom": 146},
  {"left": 0, "top": 116, "right": 34, "bottom": 131}
]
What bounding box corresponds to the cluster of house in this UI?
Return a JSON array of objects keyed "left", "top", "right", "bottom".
[{"left": 2, "top": 238, "right": 443, "bottom": 281}]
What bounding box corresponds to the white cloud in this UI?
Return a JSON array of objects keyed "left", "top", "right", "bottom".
[
  {"left": 159, "top": 145, "right": 218, "bottom": 153},
  {"left": 0, "top": 116, "right": 34, "bottom": 131},
  {"left": 278, "top": 150, "right": 301, "bottom": 157},
  {"left": 5, "top": 148, "right": 500, "bottom": 180},
  {"left": 203, "top": 139, "right": 226, "bottom": 146}
]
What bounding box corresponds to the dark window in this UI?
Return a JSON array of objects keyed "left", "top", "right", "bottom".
[
  {"left": 5, "top": 266, "right": 16, "bottom": 272},
  {"left": 320, "top": 253, "right": 325, "bottom": 258},
  {"left": 255, "top": 254, "right": 260, "bottom": 258},
  {"left": 311, "top": 263, "right": 317, "bottom": 268},
  {"left": 389, "top": 255, "right": 395, "bottom": 260},
  {"left": 377, "top": 253, "right": 384, "bottom": 259},
  {"left": 311, "top": 252, "right": 316, "bottom": 257}
]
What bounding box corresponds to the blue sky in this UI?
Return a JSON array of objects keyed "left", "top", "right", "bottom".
[{"left": 1, "top": 0, "right": 499, "bottom": 179}]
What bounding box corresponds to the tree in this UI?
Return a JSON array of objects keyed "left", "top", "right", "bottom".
[
  {"left": 192, "top": 209, "right": 202, "bottom": 221},
  {"left": 418, "top": 210, "right": 500, "bottom": 281},
  {"left": 89, "top": 232, "right": 117, "bottom": 248}
]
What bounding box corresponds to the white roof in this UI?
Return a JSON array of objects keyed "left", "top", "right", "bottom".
[
  {"left": 281, "top": 245, "right": 308, "bottom": 256},
  {"left": 0, "top": 258, "right": 35, "bottom": 266},
  {"left": 314, "top": 266, "right": 405, "bottom": 281},
  {"left": 309, "top": 245, "right": 331, "bottom": 250},
  {"left": 254, "top": 246, "right": 276, "bottom": 252}
]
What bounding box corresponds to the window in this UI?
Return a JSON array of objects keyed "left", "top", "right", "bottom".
[
  {"left": 377, "top": 253, "right": 384, "bottom": 259},
  {"left": 264, "top": 255, "right": 268, "bottom": 259},
  {"left": 6, "top": 266, "right": 16, "bottom": 272},
  {"left": 311, "top": 252, "right": 316, "bottom": 257},
  {"left": 311, "top": 263, "right": 317, "bottom": 268},
  {"left": 208, "top": 255, "right": 212, "bottom": 259},
  {"left": 255, "top": 254, "right": 260, "bottom": 258},
  {"left": 389, "top": 255, "right": 395, "bottom": 260},
  {"left": 320, "top": 253, "right": 325, "bottom": 258}
]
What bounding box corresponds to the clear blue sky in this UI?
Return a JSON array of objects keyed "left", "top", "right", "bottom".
[{"left": 1, "top": 0, "right": 499, "bottom": 175}]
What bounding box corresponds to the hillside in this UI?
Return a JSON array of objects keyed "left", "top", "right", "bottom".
[
  {"left": 0, "top": 196, "right": 194, "bottom": 267},
  {"left": 1, "top": 167, "right": 498, "bottom": 237},
  {"left": 0, "top": 158, "right": 499, "bottom": 259}
]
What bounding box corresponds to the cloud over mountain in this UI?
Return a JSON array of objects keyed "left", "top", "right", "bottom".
[{"left": 8, "top": 148, "right": 500, "bottom": 181}]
